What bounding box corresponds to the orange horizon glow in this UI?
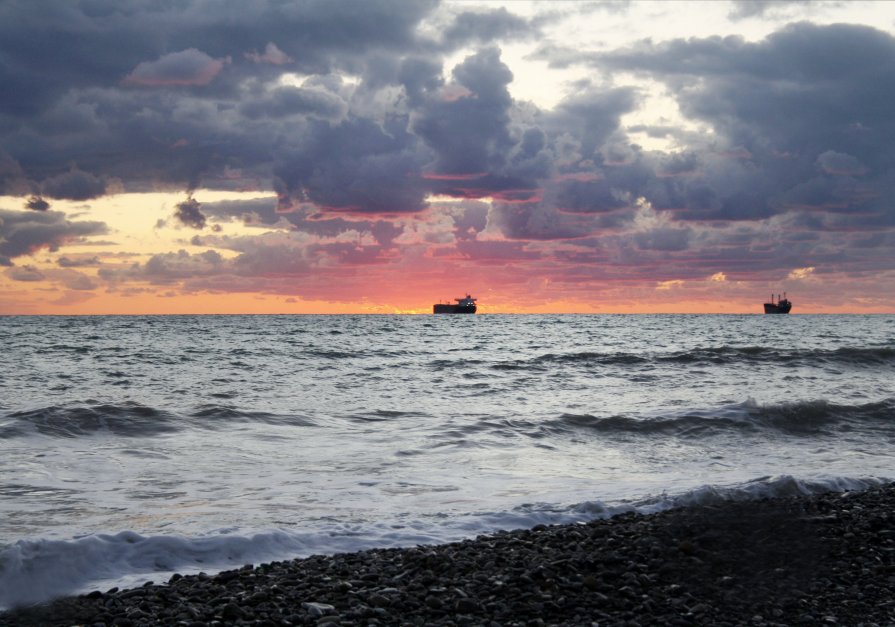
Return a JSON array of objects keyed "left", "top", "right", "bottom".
[
  {"left": 2, "top": 192, "right": 894, "bottom": 317},
  {"left": 2, "top": 290, "right": 892, "bottom": 316}
]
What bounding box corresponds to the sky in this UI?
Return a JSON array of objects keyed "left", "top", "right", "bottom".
[{"left": 2, "top": 1, "right": 895, "bottom": 314}]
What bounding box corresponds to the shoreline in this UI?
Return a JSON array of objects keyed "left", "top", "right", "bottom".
[{"left": 4, "top": 484, "right": 895, "bottom": 626}]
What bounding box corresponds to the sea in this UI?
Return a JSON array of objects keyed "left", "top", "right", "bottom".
[{"left": 1, "top": 313, "right": 894, "bottom": 609}]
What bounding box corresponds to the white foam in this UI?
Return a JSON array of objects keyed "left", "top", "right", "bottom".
[{"left": 2, "top": 474, "right": 887, "bottom": 611}]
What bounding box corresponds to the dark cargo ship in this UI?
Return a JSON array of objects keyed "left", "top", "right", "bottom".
[
  {"left": 434, "top": 294, "right": 477, "bottom": 314},
  {"left": 764, "top": 293, "right": 792, "bottom": 314}
]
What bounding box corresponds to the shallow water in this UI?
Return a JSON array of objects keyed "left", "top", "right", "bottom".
[{"left": 1, "top": 314, "right": 893, "bottom": 607}]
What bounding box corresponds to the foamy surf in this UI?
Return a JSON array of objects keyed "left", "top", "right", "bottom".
[{"left": 1, "top": 474, "right": 886, "bottom": 610}]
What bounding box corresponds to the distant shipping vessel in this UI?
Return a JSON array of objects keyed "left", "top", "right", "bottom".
[
  {"left": 434, "top": 294, "right": 477, "bottom": 314},
  {"left": 764, "top": 293, "right": 792, "bottom": 314}
]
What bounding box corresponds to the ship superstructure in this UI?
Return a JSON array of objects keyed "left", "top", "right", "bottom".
[{"left": 434, "top": 294, "right": 477, "bottom": 314}]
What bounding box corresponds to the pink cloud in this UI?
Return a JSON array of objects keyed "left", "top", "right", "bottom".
[
  {"left": 422, "top": 172, "right": 488, "bottom": 181},
  {"left": 123, "top": 49, "right": 230, "bottom": 86},
  {"left": 554, "top": 172, "right": 603, "bottom": 182},
  {"left": 244, "top": 42, "right": 293, "bottom": 65}
]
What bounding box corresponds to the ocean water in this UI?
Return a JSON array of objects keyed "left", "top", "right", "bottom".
[{"left": 1, "top": 313, "right": 893, "bottom": 608}]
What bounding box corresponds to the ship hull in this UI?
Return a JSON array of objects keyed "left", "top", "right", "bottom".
[
  {"left": 763, "top": 303, "right": 792, "bottom": 314},
  {"left": 433, "top": 304, "right": 477, "bottom": 314}
]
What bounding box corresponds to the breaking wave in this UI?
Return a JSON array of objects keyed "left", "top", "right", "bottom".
[
  {"left": 549, "top": 397, "right": 895, "bottom": 438},
  {"left": 0, "top": 403, "right": 317, "bottom": 439},
  {"left": 1, "top": 474, "right": 885, "bottom": 610}
]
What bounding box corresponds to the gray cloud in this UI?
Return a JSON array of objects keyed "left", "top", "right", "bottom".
[
  {"left": 0, "top": 0, "right": 440, "bottom": 197},
  {"left": 441, "top": 7, "right": 536, "bottom": 48},
  {"left": 239, "top": 86, "right": 347, "bottom": 121},
  {"left": 41, "top": 169, "right": 108, "bottom": 200},
  {"left": 413, "top": 47, "right": 515, "bottom": 176},
  {"left": 58, "top": 255, "right": 102, "bottom": 268},
  {"left": 273, "top": 117, "right": 430, "bottom": 213},
  {"left": 25, "top": 196, "right": 50, "bottom": 211},
  {"left": 0, "top": 209, "right": 107, "bottom": 264},
  {"left": 531, "top": 22, "right": 895, "bottom": 233},
  {"left": 174, "top": 196, "right": 207, "bottom": 229},
  {"left": 728, "top": 1, "right": 815, "bottom": 21},
  {"left": 123, "top": 49, "right": 229, "bottom": 87},
  {"left": 5, "top": 265, "right": 45, "bottom": 282}
]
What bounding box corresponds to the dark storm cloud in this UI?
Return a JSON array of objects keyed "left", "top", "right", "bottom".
[
  {"left": 239, "top": 86, "right": 347, "bottom": 121},
  {"left": 25, "top": 196, "right": 50, "bottom": 212},
  {"left": 123, "top": 49, "right": 229, "bottom": 86},
  {"left": 200, "top": 197, "right": 283, "bottom": 226},
  {"left": 548, "top": 88, "right": 639, "bottom": 163},
  {"left": 534, "top": 22, "right": 895, "bottom": 233},
  {"left": 0, "top": 0, "right": 439, "bottom": 196},
  {"left": 816, "top": 150, "right": 866, "bottom": 177},
  {"left": 633, "top": 226, "right": 692, "bottom": 252},
  {"left": 273, "top": 117, "right": 430, "bottom": 214},
  {"left": 490, "top": 202, "right": 595, "bottom": 241},
  {"left": 397, "top": 57, "right": 445, "bottom": 107},
  {"left": 413, "top": 47, "right": 515, "bottom": 176},
  {"left": 173, "top": 196, "right": 207, "bottom": 229},
  {"left": 441, "top": 7, "right": 536, "bottom": 48},
  {"left": 41, "top": 169, "right": 108, "bottom": 200},
  {"left": 0, "top": 209, "right": 107, "bottom": 264},
  {"left": 199, "top": 197, "right": 405, "bottom": 248},
  {"left": 553, "top": 179, "right": 628, "bottom": 214}
]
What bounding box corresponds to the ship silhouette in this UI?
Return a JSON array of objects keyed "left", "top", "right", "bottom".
[
  {"left": 434, "top": 294, "right": 477, "bottom": 314},
  {"left": 764, "top": 292, "right": 792, "bottom": 314}
]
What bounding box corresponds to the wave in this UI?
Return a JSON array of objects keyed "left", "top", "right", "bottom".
[
  {"left": 0, "top": 474, "right": 885, "bottom": 610},
  {"left": 0, "top": 403, "right": 180, "bottom": 439},
  {"left": 0, "top": 403, "right": 316, "bottom": 439},
  {"left": 494, "top": 345, "right": 895, "bottom": 370},
  {"left": 549, "top": 397, "right": 895, "bottom": 438}
]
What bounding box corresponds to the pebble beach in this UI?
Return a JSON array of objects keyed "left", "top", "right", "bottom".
[{"left": 5, "top": 483, "right": 895, "bottom": 626}]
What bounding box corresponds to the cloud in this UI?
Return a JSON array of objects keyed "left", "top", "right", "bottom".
[
  {"left": 0, "top": 0, "right": 440, "bottom": 196},
  {"left": 441, "top": 7, "right": 536, "bottom": 48},
  {"left": 455, "top": 238, "right": 540, "bottom": 262},
  {"left": 634, "top": 226, "right": 691, "bottom": 252},
  {"left": 239, "top": 86, "right": 347, "bottom": 120},
  {"left": 123, "top": 49, "right": 230, "bottom": 87},
  {"left": 572, "top": 22, "right": 895, "bottom": 230},
  {"left": 25, "top": 196, "right": 50, "bottom": 211},
  {"left": 727, "top": 1, "right": 814, "bottom": 20},
  {"left": 273, "top": 117, "right": 430, "bottom": 214},
  {"left": 245, "top": 42, "right": 293, "bottom": 65},
  {"left": 41, "top": 168, "right": 107, "bottom": 200},
  {"left": 656, "top": 279, "right": 684, "bottom": 290},
  {"left": 100, "top": 249, "right": 226, "bottom": 285},
  {"left": 787, "top": 266, "right": 815, "bottom": 280},
  {"left": 174, "top": 196, "right": 207, "bottom": 229},
  {"left": 58, "top": 255, "right": 101, "bottom": 268},
  {"left": 413, "top": 48, "right": 515, "bottom": 176},
  {"left": 816, "top": 150, "right": 866, "bottom": 177},
  {"left": 0, "top": 209, "right": 107, "bottom": 263},
  {"left": 5, "top": 265, "right": 44, "bottom": 282}
]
